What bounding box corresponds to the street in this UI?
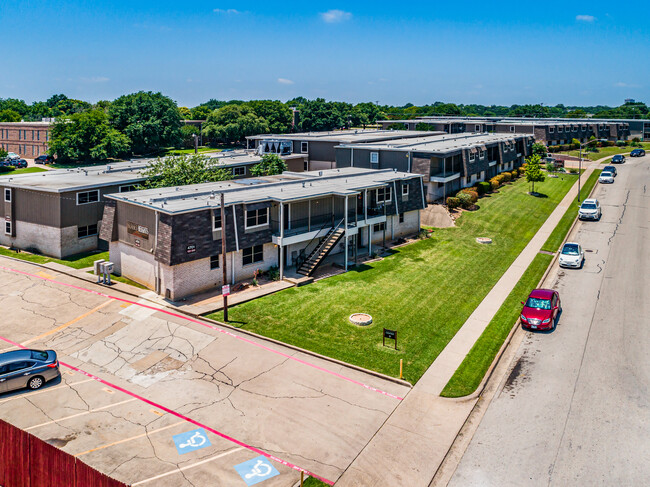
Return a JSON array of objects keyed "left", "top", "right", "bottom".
[{"left": 449, "top": 154, "right": 650, "bottom": 485}]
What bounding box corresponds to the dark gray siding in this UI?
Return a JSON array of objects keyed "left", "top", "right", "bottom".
[
  {"left": 116, "top": 201, "right": 157, "bottom": 252},
  {"left": 12, "top": 188, "right": 62, "bottom": 227}
]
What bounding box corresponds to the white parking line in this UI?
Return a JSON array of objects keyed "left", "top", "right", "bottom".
[
  {"left": 0, "top": 378, "right": 95, "bottom": 405},
  {"left": 131, "top": 447, "right": 245, "bottom": 485},
  {"left": 25, "top": 398, "right": 137, "bottom": 430}
]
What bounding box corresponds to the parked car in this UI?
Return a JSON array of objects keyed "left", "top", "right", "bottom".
[
  {"left": 602, "top": 165, "right": 617, "bottom": 177},
  {"left": 559, "top": 242, "right": 584, "bottom": 269},
  {"left": 0, "top": 349, "right": 60, "bottom": 393},
  {"left": 34, "top": 154, "right": 55, "bottom": 164},
  {"left": 611, "top": 154, "right": 625, "bottom": 164},
  {"left": 0, "top": 159, "right": 14, "bottom": 167},
  {"left": 6, "top": 152, "right": 19, "bottom": 160},
  {"left": 630, "top": 149, "right": 645, "bottom": 157},
  {"left": 578, "top": 198, "right": 601, "bottom": 220},
  {"left": 599, "top": 171, "right": 615, "bottom": 184},
  {"left": 520, "top": 289, "right": 562, "bottom": 331},
  {"left": 12, "top": 159, "right": 27, "bottom": 168}
]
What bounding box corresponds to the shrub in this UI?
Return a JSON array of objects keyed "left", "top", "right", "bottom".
[
  {"left": 510, "top": 170, "right": 519, "bottom": 179},
  {"left": 458, "top": 188, "right": 479, "bottom": 203},
  {"left": 489, "top": 178, "right": 500, "bottom": 190},
  {"left": 476, "top": 181, "right": 491, "bottom": 195},
  {"left": 501, "top": 172, "right": 512, "bottom": 183},
  {"left": 632, "top": 137, "right": 641, "bottom": 143},
  {"left": 616, "top": 140, "right": 626, "bottom": 147},
  {"left": 446, "top": 196, "right": 461, "bottom": 209},
  {"left": 266, "top": 265, "right": 280, "bottom": 281},
  {"left": 567, "top": 168, "right": 578, "bottom": 174},
  {"left": 456, "top": 192, "right": 473, "bottom": 209},
  {"left": 0, "top": 166, "right": 14, "bottom": 173},
  {"left": 546, "top": 162, "right": 555, "bottom": 172},
  {"left": 496, "top": 174, "right": 506, "bottom": 185}
]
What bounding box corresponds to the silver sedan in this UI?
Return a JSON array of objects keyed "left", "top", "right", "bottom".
[{"left": 0, "top": 349, "right": 61, "bottom": 393}]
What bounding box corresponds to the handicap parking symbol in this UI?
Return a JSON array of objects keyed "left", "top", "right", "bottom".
[
  {"left": 234, "top": 456, "right": 280, "bottom": 486},
  {"left": 172, "top": 428, "right": 211, "bottom": 455}
]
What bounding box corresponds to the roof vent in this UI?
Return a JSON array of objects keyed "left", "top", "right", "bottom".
[{"left": 210, "top": 191, "right": 215, "bottom": 199}]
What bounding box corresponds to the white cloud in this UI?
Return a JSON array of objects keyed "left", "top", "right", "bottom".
[
  {"left": 320, "top": 9, "right": 352, "bottom": 23},
  {"left": 614, "top": 81, "right": 641, "bottom": 88},
  {"left": 80, "top": 76, "right": 109, "bottom": 83},
  {"left": 277, "top": 78, "right": 294, "bottom": 85},
  {"left": 213, "top": 8, "right": 240, "bottom": 14},
  {"left": 576, "top": 14, "right": 596, "bottom": 22}
]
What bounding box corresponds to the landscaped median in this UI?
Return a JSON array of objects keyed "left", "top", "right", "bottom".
[{"left": 208, "top": 173, "right": 582, "bottom": 384}]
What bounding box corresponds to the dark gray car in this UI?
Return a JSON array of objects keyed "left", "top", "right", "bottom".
[{"left": 0, "top": 349, "right": 60, "bottom": 393}]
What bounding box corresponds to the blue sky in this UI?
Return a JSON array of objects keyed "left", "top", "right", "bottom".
[{"left": 1, "top": 1, "right": 648, "bottom": 107}]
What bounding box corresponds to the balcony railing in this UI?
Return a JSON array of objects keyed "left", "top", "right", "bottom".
[{"left": 271, "top": 207, "right": 387, "bottom": 237}]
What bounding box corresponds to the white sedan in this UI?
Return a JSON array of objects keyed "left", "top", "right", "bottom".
[
  {"left": 559, "top": 242, "right": 585, "bottom": 269},
  {"left": 599, "top": 171, "right": 615, "bottom": 184}
]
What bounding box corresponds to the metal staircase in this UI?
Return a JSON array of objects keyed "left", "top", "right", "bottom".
[{"left": 296, "top": 219, "right": 345, "bottom": 276}]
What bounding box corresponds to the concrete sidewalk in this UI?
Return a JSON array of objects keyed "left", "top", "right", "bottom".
[{"left": 337, "top": 164, "right": 600, "bottom": 486}]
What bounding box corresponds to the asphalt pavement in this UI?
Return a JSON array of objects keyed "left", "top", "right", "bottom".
[{"left": 449, "top": 154, "right": 650, "bottom": 486}]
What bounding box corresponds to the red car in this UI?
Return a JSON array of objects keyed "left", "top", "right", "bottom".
[{"left": 520, "top": 289, "right": 562, "bottom": 331}]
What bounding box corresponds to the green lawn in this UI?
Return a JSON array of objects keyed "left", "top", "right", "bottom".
[
  {"left": 559, "top": 141, "right": 650, "bottom": 162},
  {"left": 163, "top": 147, "right": 222, "bottom": 156},
  {"left": 1, "top": 167, "right": 48, "bottom": 175},
  {"left": 208, "top": 175, "right": 579, "bottom": 383},
  {"left": 302, "top": 477, "right": 328, "bottom": 487},
  {"left": 541, "top": 170, "right": 601, "bottom": 253},
  {"left": 441, "top": 253, "right": 553, "bottom": 397},
  {"left": 0, "top": 247, "right": 108, "bottom": 269}
]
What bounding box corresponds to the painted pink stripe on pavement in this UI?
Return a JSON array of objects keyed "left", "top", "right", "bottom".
[
  {"left": 0, "top": 264, "right": 404, "bottom": 401},
  {"left": 0, "top": 334, "right": 334, "bottom": 485}
]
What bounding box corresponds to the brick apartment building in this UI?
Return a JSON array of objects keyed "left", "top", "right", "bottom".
[{"left": 0, "top": 121, "right": 53, "bottom": 158}]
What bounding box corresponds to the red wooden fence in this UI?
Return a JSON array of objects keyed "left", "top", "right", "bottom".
[{"left": 0, "top": 419, "right": 128, "bottom": 487}]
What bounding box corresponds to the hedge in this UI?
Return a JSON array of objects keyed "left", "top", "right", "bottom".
[
  {"left": 446, "top": 196, "right": 461, "bottom": 209},
  {"left": 476, "top": 181, "right": 491, "bottom": 195}
]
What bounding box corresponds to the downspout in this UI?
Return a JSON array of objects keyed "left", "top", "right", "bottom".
[
  {"left": 232, "top": 206, "right": 240, "bottom": 285},
  {"left": 154, "top": 210, "right": 160, "bottom": 295},
  {"left": 279, "top": 203, "right": 284, "bottom": 280}
]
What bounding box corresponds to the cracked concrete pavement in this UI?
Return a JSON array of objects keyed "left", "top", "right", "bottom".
[{"left": 0, "top": 258, "right": 409, "bottom": 486}]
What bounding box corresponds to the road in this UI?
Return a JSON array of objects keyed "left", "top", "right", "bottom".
[
  {"left": 0, "top": 258, "right": 408, "bottom": 486},
  {"left": 449, "top": 154, "right": 649, "bottom": 486}
]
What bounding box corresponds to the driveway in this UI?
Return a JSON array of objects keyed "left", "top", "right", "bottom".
[
  {"left": 0, "top": 258, "right": 409, "bottom": 486},
  {"left": 449, "top": 155, "right": 650, "bottom": 485}
]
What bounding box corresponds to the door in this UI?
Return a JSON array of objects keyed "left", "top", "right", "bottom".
[{"left": 3, "top": 361, "right": 33, "bottom": 392}]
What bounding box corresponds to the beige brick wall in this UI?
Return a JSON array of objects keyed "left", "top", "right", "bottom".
[
  {"left": 112, "top": 241, "right": 157, "bottom": 289},
  {"left": 0, "top": 220, "right": 62, "bottom": 257},
  {"left": 60, "top": 226, "right": 99, "bottom": 258}
]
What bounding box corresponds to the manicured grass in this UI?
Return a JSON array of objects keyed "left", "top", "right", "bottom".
[
  {"left": 85, "top": 271, "right": 148, "bottom": 289},
  {"left": 541, "top": 169, "right": 601, "bottom": 253},
  {"left": 208, "top": 175, "right": 579, "bottom": 383},
  {"left": 163, "top": 147, "right": 222, "bottom": 155},
  {"left": 560, "top": 142, "right": 650, "bottom": 162},
  {"left": 302, "top": 477, "right": 328, "bottom": 487},
  {"left": 1, "top": 167, "right": 48, "bottom": 175},
  {"left": 0, "top": 247, "right": 109, "bottom": 269},
  {"left": 440, "top": 253, "right": 553, "bottom": 397}
]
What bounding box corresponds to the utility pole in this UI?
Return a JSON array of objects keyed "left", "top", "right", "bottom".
[{"left": 221, "top": 193, "right": 228, "bottom": 321}]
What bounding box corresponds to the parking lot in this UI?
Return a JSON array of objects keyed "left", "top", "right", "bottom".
[{"left": 0, "top": 259, "right": 409, "bottom": 486}]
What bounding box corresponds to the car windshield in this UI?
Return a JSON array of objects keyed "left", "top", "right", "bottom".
[
  {"left": 581, "top": 203, "right": 597, "bottom": 209},
  {"left": 601, "top": 172, "right": 612, "bottom": 177},
  {"left": 526, "top": 297, "right": 551, "bottom": 310},
  {"left": 562, "top": 244, "right": 579, "bottom": 255},
  {"left": 603, "top": 166, "right": 614, "bottom": 171}
]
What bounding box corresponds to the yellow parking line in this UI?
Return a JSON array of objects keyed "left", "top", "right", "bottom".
[
  {"left": 0, "top": 378, "right": 95, "bottom": 405},
  {"left": 74, "top": 420, "right": 186, "bottom": 457},
  {"left": 21, "top": 300, "right": 113, "bottom": 346},
  {"left": 25, "top": 398, "right": 137, "bottom": 430}
]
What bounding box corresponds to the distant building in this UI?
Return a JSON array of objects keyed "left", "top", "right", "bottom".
[
  {"left": 624, "top": 99, "right": 635, "bottom": 104},
  {"left": 0, "top": 121, "right": 53, "bottom": 159}
]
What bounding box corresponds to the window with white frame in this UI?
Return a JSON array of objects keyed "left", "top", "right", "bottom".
[
  {"left": 119, "top": 185, "right": 138, "bottom": 192},
  {"left": 549, "top": 127, "right": 555, "bottom": 133},
  {"left": 245, "top": 208, "right": 269, "bottom": 228},
  {"left": 558, "top": 126, "right": 563, "bottom": 132},
  {"left": 373, "top": 222, "right": 386, "bottom": 232},
  {"left": 376, "top": 186, "right": 391, "bottom": 203},
  {"left": 300, "top": 141, "right": 308, "bottom": 154},
  {"left": 77, "top": 223, "right": 98, "bottom": 238},
  {"left": 5, "top": 221, "right": 11, "bottom": 235},
  {"left": 210, "top": 255, "right": 220, "bottom": 270},
  {"left": 469, "top": 152, "right": 475, "bottom": 162},
  {"left": 510, "top": 126, "right": 515, "bottom": 132},
  {"left": 232, "top": 166, "right": 246, "bottom": 177},
  {"left": 479, "top": 150, "right": 485, "bottom": 159},
  {"left": 242, "top": 245, "right": 264, "bottom": 265},
  {"left": 572, "top": 126, "right": 577, "bottom": 132},
  {"left": 475, "top": 125, "right": 481, "bottom": 131},
  {"left": 213, "top": 211, "right": 222, "bottom": 231},
  {"left": 402, "top": 183, "right": 409, "bottom": 196},
  {"left": 370, "top": 152, "right": 379, "bottom": 165},
  {"left": 4, "top": 188, "right": 11, "bottom": 203},
  {"left": 77, "top": 190, "right": 99, "bottom": 205}
]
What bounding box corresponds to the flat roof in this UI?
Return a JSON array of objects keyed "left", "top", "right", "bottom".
[
  {"left": 246, "top": 129, "right": 443, "bottom": 143},
  {"left": 106, "top": 167, "right": 421, "bottom": 214},
  {"left": 337, "top": 133, "right": 530, "bottom": 154}
]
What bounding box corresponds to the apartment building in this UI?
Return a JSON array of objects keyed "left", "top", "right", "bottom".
[
  {"left": 335, "top": 133, "right": 532, "bottom": 202},
  {"left": 379, "top": 118, "right": 497, "bottom": 134},
  {"left": 101, "top": 167, "right": 425, "bottom": 300},
  {"left": 246, "top": 129, "right": 442, "bottom": 171},
  {"left": 0, "top": 121, "right": 53, "bottom": 158}
]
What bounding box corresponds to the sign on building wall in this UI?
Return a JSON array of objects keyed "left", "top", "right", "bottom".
[
  {"left": 186, "top": 244, "right": 196, "bottom": 254},
  {"left": 127, "top": 221, "right": 150, "bottom": 240}
]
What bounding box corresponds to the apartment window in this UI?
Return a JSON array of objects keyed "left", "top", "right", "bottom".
[
  {"left": 213, "top": 211, "right": 222, "bottom": 231},
  {"left": 478, "top": 151, "right": 484, "bottom": 159},
  {"left": 37, "top": 131, "right": 40, "bottom": 141},
  {"left": 469, "top": 152, "right": 475, "bottom": 162},
  {"left": 376, "top": 186, "right": 391, "bottom": 204},
  {"left": 119, "top": 185, "right": 138, "bottom": 192},
  {"left": 4, "top": 188, "right": 11, "bottom": 203},
  {"left": 509, "top": 126, "right": 515, "bottom": 132},
  {"left": 210, "top": 255, "right": 220, "bottom": 270},
  {"left": 549, "top": 127, "right": 555, "bottom": 133},
  {"left": 31, "top": 130, "right": 35, "bottom": 140},
  {"left": 303, "top": 160, "right": 309, "bottom": 171},
  {"left": 300, "top": 141, "right": 308, "bottom": 154},
  {"left": 77, "top": 190, "right": 99, "bottom": 205},
  {"left": 558, "top": 126, "right": 563, "bottom": 133},
  {"left": 370, "top": 152, "right": 379, "bottom": 167},
  {"left": 245, "top": 208, "right": 269, "bottom": 228},
  {"left": 399, "top": 213, "right": 405, "bottom": 224},
  {"left": 373, "top": 222, "right": 386, "bottom": 232},
  {"left": 232, "top": 166, "right": 246, "bottom": 177},
  {"left": 242, "top": 245, "right": 264, "bottom": 265},
  {"left": 5, "top": 221, "right": 11, "bottom": 235},
  {"left": 77, "top": 223, "right": 98, "bottom": 239},
  {"left": 46, "top": 131, "right": 49, "bottom": 141},
  {"left": 475, "top": 125, "right": 481, "bottom": 131},
  {"left": 402, "top": 183, "right": 409, "bottom": 196}
]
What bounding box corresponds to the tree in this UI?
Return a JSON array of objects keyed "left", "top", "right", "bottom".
[
  {"left": 0, "top": 98, "right": 29, "bottom": 117},
  {"left": 298, "top": 98, "right": 347, "bottom": 131},
  {"left": 178, "top": 106, "right": 192, "bottom": 119},
  {"left": 180, "top": 125, "right": 200, "bottom": 148},
  {"left": 566, "top": 109, "right": 587, "bottom": 118},
  {"left": 244, "top": 100, "right": 292, "bottom": 133},
  {"left": 142, "top": 154, "right": 233, "bottom": 189},
  {"left": 0, "top": 148, "right": 7, "bottom": 160},
  {"left": 524, "top": 154, "right": 545, "bottom": 194},
  {"left": 190, "top": 105, "right": 211, "bottom": 120},
  {"left": 250, "top": 154, "right": 287, "bottom": 176},
  {"left": 531, "top": 143, "right": 547, "bottom": 157},
  {"left": 387, "top": 122, "right": 407, "bottom": 130},
  {"left": 0, "top": 109, "right": 21, "bottom": 122},
  {"left": 415, "top": 122, "right": 434, "bottom": 131},
  {"left": 108, "top": 91, "right": 182, "bottom": 154},
  {"left": 49, "top": 109, "right": 131, "bottom": 162},
  {"left": 202, "top": 104, "right": 268, "bottom": 144}
]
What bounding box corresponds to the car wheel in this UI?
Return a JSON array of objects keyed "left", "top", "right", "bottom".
[
  {"left": 28, "top": 376, "right": 44, "bottom": 390},
  {"left": 580, "top": 258, "right": 584, "bottom": 269}
]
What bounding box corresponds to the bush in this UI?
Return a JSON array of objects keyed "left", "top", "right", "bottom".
[
  {"left": 0, "top": 165, "right": 14, "bottom": 173},
  {"left": 501, "top": 172, "right": 512, "bottom": 183},
  {"left": 266, "top": 265, "right": 280, "bottom": 281},
  {"left": 616, "top": 140, "right": 626, "bottom": 147},
  {"left": 458, "top": 188, "right": 479, "bottom": 203},
  {"left": 476, "top": 181, "right": 490, "bottom": 195},
  {"left": 510, "top": 170, "right": 519, "bottom": 179},
  {"left": 495, "top": 174, "right": 506, "bottom": 185},
  {"left": 446, "top": 196, "right": 461, "bottom": 209},
  {"left": 489, "top": 178, "right": 500, "bottom": 190},
  {"left": 456, "top": 192, "right": 473, "bottom": 209}
]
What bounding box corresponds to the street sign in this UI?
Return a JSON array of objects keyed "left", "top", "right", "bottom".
[
  {"left": 234, "top": 456, "right": 280, "bottom": 486},
  {"left": 222, "top": 284, "right": 230, "bottom": 296},
  {"left": 383, "top": 328, "right": 397, "bottom": 349},
  {"left": 172, "top": 428, "right": 211, "bottom": 455}
]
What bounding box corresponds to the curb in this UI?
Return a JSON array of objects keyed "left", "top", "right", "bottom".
[{"left": 0, "top": 253, "right": 413, "bottom": 390}]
